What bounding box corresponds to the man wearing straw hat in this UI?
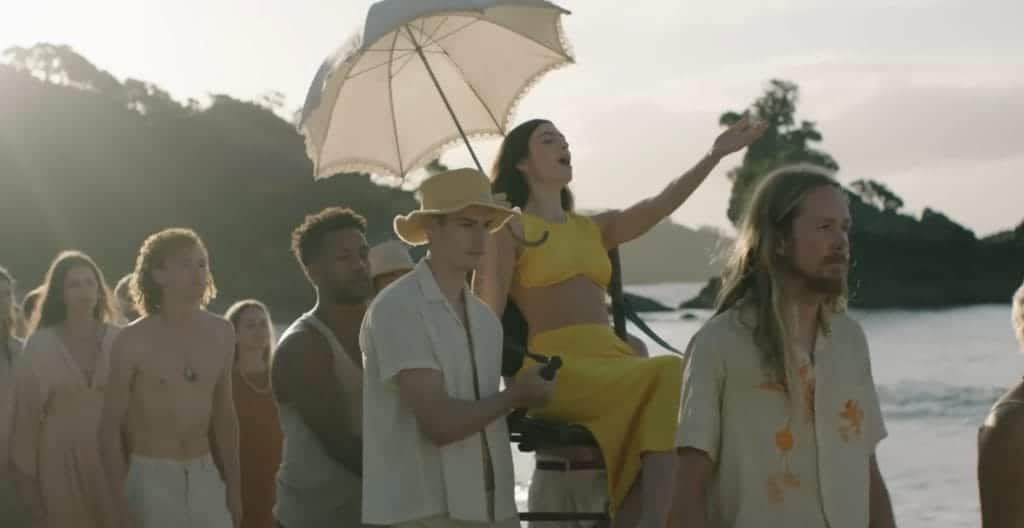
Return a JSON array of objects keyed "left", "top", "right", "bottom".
[
  {"left": 369, "top": 239, "right": 415, "bottom": 294},
  {"left": 361, "top": 168, "right": 555, "bottom": 528}
]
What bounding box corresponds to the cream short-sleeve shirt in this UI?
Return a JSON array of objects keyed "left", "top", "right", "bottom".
[
  {"left": 361, "top": 260, "right": 518, "bottom": 526},
  {"left": 677, "top": 308, "right": 886, "bottom": 528}
]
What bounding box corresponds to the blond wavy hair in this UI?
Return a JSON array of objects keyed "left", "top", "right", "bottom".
[
  {"left": 716, "top": 164, "right": 847, "bottom": 389},
  {"left": 130, "top": 228, "right": 217, "bottom": 316}
]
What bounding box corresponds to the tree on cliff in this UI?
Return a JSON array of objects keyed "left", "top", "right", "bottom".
[
  {"left": 0, "top": 43, "right": 418, "bottom": 318},
  {"left": 720, "top": 79, "right": 838, "bottom": 225},
  {"left": 682, "top": 78, "right": 1024, "bottom": 310},
  {"left": 850, "top": 179, "right": 905, "bottom": 212}
]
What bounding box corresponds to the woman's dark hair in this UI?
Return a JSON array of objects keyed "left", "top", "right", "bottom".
[
  {"left": 492, "top": 119, "right": 574, "bottom": 210},
  {"left": 224, "top": 299, "right": 275, "bottom": 366},
  {"left": 491, "top": 119, "right": 574, "bottom": 368},
  {"left": 32, "top": 250, "right": 116, "bottom": 332}
]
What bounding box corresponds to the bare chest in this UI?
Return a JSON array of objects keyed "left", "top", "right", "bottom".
[{"left": 134, "top": 329, "right": 226, "bottom": 394}]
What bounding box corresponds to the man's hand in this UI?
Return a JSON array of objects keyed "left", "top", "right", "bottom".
[
  {"left": 228, "top": 487, "right": 243, "bottom": 528},
  {"left": 511, "top": 364, "right": 555, "bottom": 408}
]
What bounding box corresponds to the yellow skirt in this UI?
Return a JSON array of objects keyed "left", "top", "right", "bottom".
[{"left": 518, "top": 324, "right": 683, "bottom": 516}]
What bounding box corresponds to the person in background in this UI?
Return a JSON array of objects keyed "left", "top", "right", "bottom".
[
  {"left": 11, "top": 251, "right": 122, "bottom": 528},
  {"left": 18, "top": 285, "right": 44, "bottom": 337},
  {"left": 0, "top": 265, "right": 31, "bottom": 524},
  {"left": 369, "top": 239, "right": 415, "bottom": 294},
  {"left": 272, "top": 207, "right": 373, "bottom": 528},
  {"left": 114, "top": 273, "right": 140, "bottom": 324},
  {"left": 225, "top": 299, "right": 282, "bottom": 528},
  {"left": 978, "top": 278, "right": 1024, "bottom": 528}
]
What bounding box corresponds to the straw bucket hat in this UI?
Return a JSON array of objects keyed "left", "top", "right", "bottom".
[
  {"left": 393, "top": 168, "right": 518, "bottom": 246},
  {"left": 369, "top": 239, "right": 415, "bottom": 278}
]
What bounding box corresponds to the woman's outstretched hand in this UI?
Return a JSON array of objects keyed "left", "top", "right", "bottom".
[{"left": 710, "top": 115, "right": 768, "bottom": 159}]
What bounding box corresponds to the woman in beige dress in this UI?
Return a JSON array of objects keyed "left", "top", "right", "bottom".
[
  {"left": 11, "top": 251, "right": 121, "bottom": 528},
  {"left": 1, "top": 265, "right": 33, "bottom": 523}
]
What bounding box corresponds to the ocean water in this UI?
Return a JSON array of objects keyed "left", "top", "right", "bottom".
[{"left": 510, "top": 283, "right": 1020, "bottom": 527}]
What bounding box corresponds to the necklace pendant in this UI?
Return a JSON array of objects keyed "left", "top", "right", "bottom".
[{"left": 184, "top": 366, "right": 197, "bottom": 383}]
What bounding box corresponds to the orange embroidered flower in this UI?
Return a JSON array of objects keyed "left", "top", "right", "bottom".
[
  {"left": 765, "top": 471, "right": 801, "bottom": 503},
  {"left": 838, "top": 399, "right": 864, "bottom": 442},
  {"left": 775, "top": 427, "right": 794, "bottom": 452},
  {"left": 766, "top": 476, "right": 784, "bottom": 502}
]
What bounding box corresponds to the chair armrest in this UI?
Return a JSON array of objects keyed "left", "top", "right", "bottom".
[{"left": 507, "top": 412, "right": 598, "bottom": 452}]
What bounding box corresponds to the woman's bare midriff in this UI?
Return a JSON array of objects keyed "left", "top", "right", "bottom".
[
  {"left": 514, "top": 275, "right": 611, "bottom": 337},
  {"left": 514, "top": 275, "right": 610, "bottom": 465}
]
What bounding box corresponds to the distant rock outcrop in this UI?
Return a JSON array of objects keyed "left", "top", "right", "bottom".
[
  {"left": 621, "top": 292, "right": 673, "bottom": 312},
  {"left": 679, "top": 278, "right": 722, "bottom": 310},
  {"left": 618, "top": 220, "right": 731, "bottom": 284},
  {"left": 573, "top": 211, "right": 732, "bottom": 285},
  {"left": 681, "top": 193, "right": 1024, "bottom": 309}
]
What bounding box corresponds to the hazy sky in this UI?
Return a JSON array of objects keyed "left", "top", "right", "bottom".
[{"left": 2, "top": 0, "right": 1021, "bottom": 235}]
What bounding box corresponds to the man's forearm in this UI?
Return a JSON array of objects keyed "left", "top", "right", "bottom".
[
  {"left": 678, "top": 503, "right": 706, "bottom": 528},
  {"left": 213, "top": 413, "right": 242, "bottom": 501},
  {"left": 423, "top": 389, "right": 519, "bottom": 446},
  {"left": 870, "top": 478, "right": 896, "bottom": 528},
  {"left": 14, "top": 470, "right": 45, "bottom": 524},
  {"left": 869, "top": 455, "right": 897, "bottom": 528},
  {"left": 674, "top": 478, "right": 708, "bottom": 528},
  {"left": 675, "top": 448, "right": 713, "bottom": 528},
  {"left": 99, "top": 420, "right": 129, "bottom": 527}
]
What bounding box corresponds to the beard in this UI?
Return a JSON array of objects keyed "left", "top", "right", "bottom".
[
  {"left": 327, "top": 276, "right": 372, "bottom": 304},
  {"left": 802, "top": 272, "right": 846, "bottom": 295},
  {"left": 802, "top": 257, "right": 848, "bottom": 295},
  {"left": 783, "top": 254, "right": 848, "bottom": 296}
]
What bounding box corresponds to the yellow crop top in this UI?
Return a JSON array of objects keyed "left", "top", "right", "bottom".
[{"left": 513, "top": 212, "right": 612, "bottom": 291}]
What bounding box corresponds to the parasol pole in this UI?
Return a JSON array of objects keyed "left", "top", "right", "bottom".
[
  {"left": 405, "top": 25, "right": 549, "bottom": 248},
  {"left": 405, "top": 25, "right": 486, "bottom": 175}
]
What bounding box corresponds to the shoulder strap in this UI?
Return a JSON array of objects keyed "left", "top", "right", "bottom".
[
  {"left": 301, "top": 313, "right": 346, "bottom": 359},
  {"left": 300, "top": 313, "right": 364, "bottom": 394},
  {"left": 609, "top": 248, "right": 685, "bottom": 356}
]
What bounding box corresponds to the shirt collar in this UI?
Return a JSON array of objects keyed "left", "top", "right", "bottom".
[{"left": 413, "top": 258, "right": 447, "bottom": 303}]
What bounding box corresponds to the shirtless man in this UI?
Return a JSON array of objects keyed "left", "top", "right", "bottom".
[
  {"left": 101, "top": 228, "right": 241, "bottom": 528},
  {"left": 978, "top": 279, "right": 1024, "bottom": 527},
  {"left": 271, "top": 207, "right": 371, "bottom": 528}
]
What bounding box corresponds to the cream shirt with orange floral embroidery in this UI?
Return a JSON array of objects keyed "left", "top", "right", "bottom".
[{"left": 677, "top": 307, "right": 886, "bottom": 528}]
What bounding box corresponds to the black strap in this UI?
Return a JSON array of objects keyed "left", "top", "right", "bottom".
[
  {"left": 622, "top": 295, "right": 685, "bottom": 356},
  {"left": 608, "top": 248, "right": 627, "bottom": 339},
  {"left": 608, "top": 248, "right": 685, "bottom": 357}
]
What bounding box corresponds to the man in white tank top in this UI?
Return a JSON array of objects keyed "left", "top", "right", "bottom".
[{"left": 271, "top": 207, "right": 374, "bottom": 528}]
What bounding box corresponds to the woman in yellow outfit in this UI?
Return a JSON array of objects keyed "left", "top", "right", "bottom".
[{"left": 474, "top": 117, "right": 765, "bottom": 527}]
